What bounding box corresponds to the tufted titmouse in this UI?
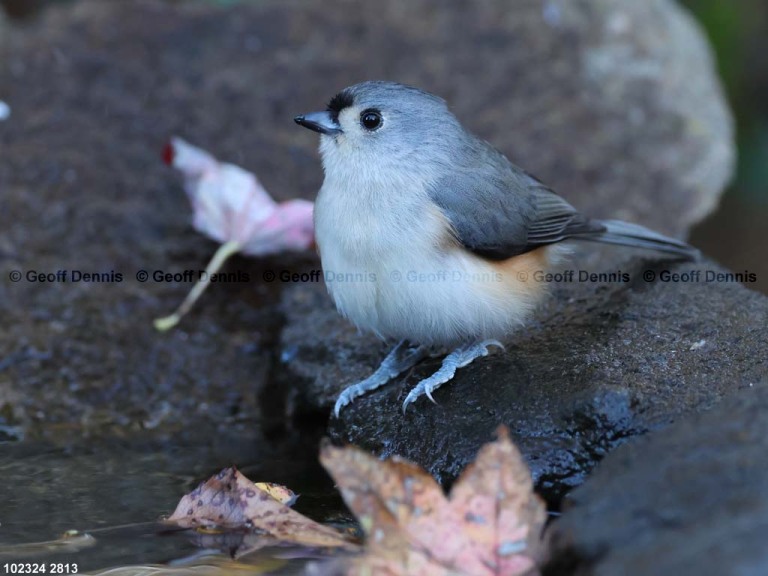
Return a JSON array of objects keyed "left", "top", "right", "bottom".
[{"left": 294, "top": 81, "right": 698, "bottom": 416}]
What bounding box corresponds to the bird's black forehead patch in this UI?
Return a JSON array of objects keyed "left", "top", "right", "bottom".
[{"left": 327, "top": 89, "right": 355, "bottom": 122}]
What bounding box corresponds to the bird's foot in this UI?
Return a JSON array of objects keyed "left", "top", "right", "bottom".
[
  {"left": 402, "top": 339, "right": 505, "bottom": 413},
  {"left": 333, "top": 340, "right": 429, "bottom": 417}
]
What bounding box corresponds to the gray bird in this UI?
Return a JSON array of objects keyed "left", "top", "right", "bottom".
[{"left": 294, "top": 81, "right": 698, "bottom": 416}]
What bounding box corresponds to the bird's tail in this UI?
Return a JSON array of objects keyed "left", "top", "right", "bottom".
[{"left": 582, "top": 219, "right": 700, "bottom": 260}]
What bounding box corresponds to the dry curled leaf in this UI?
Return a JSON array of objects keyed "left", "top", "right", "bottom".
[
  {"left": 319, "top": 427, "right": 547, "bottom": 576},
  {"left": 253, "top": 482, "right": 298, "bottom": 506},
  {"left": 154, "top": 137, "right": 315, "bottom": 331},
  {"left": 166, "top": 467, "right": 353, "bottom": 550},
  {"left": 163, "top": 137, "right": 314, "bottom": 257}
]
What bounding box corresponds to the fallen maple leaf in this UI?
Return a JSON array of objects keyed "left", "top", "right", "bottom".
[
  {"left": 319, "top": 427, "right": 547, "bottom": 576},
  {"left": 166, "top": 467, "right": 353, "bottom": 551},
  {"left": 253, "top": 482, "right": 298, "bottom": 506},
  {"left": 154, "top": 138, "right": 315, "bottom": 331}
]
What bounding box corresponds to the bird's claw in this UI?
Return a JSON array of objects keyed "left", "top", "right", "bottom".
[
  {"left": 333, "top": 340, "right": 429, "bottom": 418},
  {"left": 333, "top": 388, "right": 357, "bottom": 418},
  {"left": 337, "top": 339, "right": 505, "bottom": 415},
  {"left": 400, "top": 339, "right": 505, "bottom": 412}
]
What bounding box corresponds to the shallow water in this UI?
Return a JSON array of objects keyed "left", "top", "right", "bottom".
[{"left": 0, "top": 424, "right": 350, "bottom": 573}]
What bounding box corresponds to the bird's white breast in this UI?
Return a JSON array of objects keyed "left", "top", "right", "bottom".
[{"left": 313, "top": 150, "right": 550, "bottom": 346}]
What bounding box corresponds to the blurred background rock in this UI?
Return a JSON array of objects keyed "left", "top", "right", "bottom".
[
  {"left": 680, "top": 0, "right": 768, "bottom": 294},
  {"left": 2, "top": 0, "right": 765, "bottom": 294}
]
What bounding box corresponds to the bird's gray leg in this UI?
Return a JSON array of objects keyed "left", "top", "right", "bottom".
[
  {"left": 334, "top": 340, "right": 429, "bottom": 417},
  {"left": 402, "top": 340, "right": 505, "bottom": 413}
]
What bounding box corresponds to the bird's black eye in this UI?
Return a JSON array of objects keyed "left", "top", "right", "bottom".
[{"left": 360, "top": 109, "right": 383, "bottom": 131}]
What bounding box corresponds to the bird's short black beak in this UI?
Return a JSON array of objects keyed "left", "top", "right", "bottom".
[{"left": 294, "top": 111, "right": 343, "bottom": 136}]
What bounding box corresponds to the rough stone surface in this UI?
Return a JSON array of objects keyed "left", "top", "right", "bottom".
[
  {"left": 547, "top": 382, "right": 768, "bottom": 576},
  {"left": 282, "top": 255, "right": 768, "bottom": 500}
]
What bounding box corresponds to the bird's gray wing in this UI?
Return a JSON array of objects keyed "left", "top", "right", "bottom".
[
  {"left": 428, "top": 168, "right": 603, "bottom": 261},
  {"left": 525, "top": 187, "right": 604, "bottom": 245}
]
